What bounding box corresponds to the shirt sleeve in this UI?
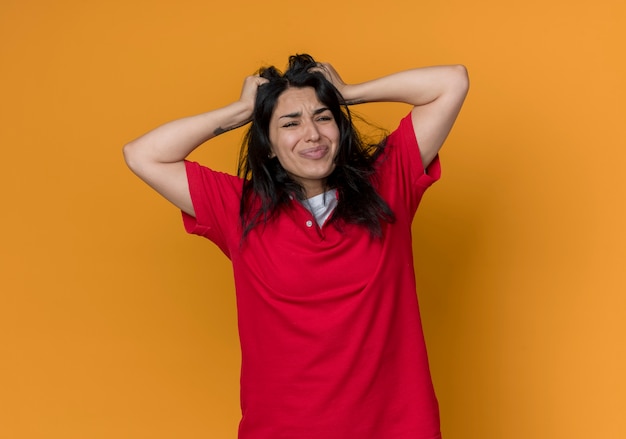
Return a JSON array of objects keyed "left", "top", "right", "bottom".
[
  {"left": 376, "top": 112, "right": 442, "bottom": 218},
  {"left": 181, "top": 160, "right": 243, "bottom": 258}
]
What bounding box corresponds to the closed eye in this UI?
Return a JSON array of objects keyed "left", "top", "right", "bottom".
[{"left": 316, "top": 115, "right": 333, "bottom": 122}]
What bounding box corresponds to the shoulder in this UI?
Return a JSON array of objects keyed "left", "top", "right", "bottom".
[
  {"left": 185, "top": 160, "right": 243, "bottom": 195},
  {"left": 373, "top": 114, "right": 442, "bottom": 216},
  {"left": 378, "top": 113, "right": 432, "bottom": 178}
]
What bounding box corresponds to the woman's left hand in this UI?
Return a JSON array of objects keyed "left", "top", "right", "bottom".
[{"left": 311, "top": 62, "right": 355, "bottom": 102}]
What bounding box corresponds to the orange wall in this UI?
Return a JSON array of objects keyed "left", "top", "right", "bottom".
[{"left": 1, "top": 0, "right": 624, "bottom": 437}]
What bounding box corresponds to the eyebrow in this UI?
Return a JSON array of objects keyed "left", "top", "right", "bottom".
[{"left": 278, "top": 107, "right": 330, "bottom": 119}]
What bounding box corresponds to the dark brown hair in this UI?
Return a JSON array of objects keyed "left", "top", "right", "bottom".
[{"left": 238, "top": 54, "right": 394, "bottom": 238}]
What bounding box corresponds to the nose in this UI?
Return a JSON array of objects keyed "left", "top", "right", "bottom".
[{"left": 304, "top": 121, "right": 321, "bottom": 142}]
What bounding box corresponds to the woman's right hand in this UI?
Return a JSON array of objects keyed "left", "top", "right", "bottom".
[
  {"left": 238, "top": 75, "right": 269, "bottom": 119},
  {"left": 123, "top": 74, "right": 270, "bottom": 217}
]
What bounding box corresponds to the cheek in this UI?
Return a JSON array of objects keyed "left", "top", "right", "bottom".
[
  {"left": 324, "top": 122, "right": 340, "bottom": 140},
  {"left": 273, "top": 133, "right": 300, "bottom": 156},
  {"left": 325, "top": 128, "right": 341, "bottom": 150}
]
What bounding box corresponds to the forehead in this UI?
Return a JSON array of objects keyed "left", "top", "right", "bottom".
[{"left": 273, "top": 87, "right": 324, "bottom": 114}]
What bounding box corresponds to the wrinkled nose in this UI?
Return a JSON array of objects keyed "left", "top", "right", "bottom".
[{"left": 304, "top": 122, "right": 321, "bottom": 142}]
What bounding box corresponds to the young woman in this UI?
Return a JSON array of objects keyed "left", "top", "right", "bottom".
[{"left": 124, "top": 54, "right": 469, "bottom": 439}]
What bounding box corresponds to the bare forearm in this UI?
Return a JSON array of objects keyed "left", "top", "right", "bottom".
[
  {"left": 123, "top": 100, "right": 252, "bottom": 165},
  {"left": 324, "top": 62, "right": 468, "bottom": 166},
  {"left": 122, "top": 75, "right": 266, "bottom": 215},
  {"left": 341, "top": 65, "right": 469, "bottom": 107}
]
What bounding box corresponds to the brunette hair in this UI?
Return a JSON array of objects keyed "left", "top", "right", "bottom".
[{"left": 238, "top": 54, "right": 394, "bottom": 237}]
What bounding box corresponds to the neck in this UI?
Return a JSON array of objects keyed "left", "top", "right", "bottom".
[{"left": 292, "top": 177, "right": 327, "bottom": 199}]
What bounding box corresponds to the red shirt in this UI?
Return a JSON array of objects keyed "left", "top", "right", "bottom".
[{"left": 183, "top": 113, "right": 442, "bottom": 439}]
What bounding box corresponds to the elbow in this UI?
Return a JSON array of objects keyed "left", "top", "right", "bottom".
[
  {"left": 122, "top": 141, "right": 134, "bottom": 169},
  {"left": 451, "top": 64, "right": 470, "bottom": 94},
  {"left": 122, "top": 140, "right": 143, "bottom": 174}
]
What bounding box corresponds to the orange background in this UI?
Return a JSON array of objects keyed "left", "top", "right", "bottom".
[{"left": 1, "top": 0, "right": 625, "bottom": 437}]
